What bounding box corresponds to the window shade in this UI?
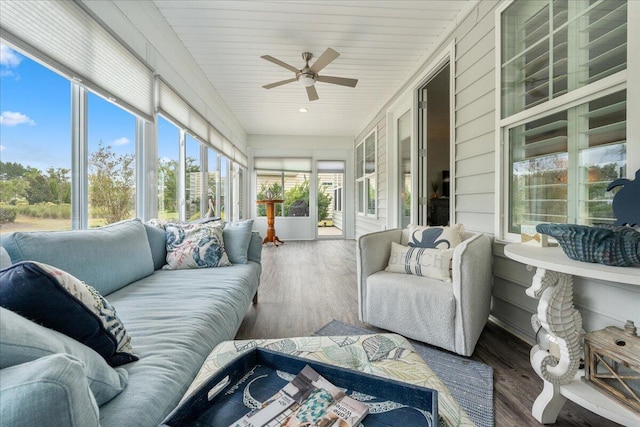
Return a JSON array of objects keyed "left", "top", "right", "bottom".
[
  {"left": 254, "top": 158, "right": 312, "bottom": 172},
  {"left": 0, "top": 0, "right": 154, "bottom": 121},
  {"left": 156, "top": 78, "right": 247, "bottom": 164}
]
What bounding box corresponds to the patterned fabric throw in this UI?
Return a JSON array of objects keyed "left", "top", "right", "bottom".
[{"left": 164, "top": 222, "right": 231, "bottom": 269}]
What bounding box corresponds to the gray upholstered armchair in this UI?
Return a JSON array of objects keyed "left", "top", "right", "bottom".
[{"left": 357, "top": 228, "right": 492, "bottom": 356}]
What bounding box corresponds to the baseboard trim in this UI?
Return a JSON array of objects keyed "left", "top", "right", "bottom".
[{"left": 488, "top": 315, "right": 535, "bottom": 346}]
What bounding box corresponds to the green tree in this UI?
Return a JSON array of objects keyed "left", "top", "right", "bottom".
[
  {"left": 89, "top": 142, "right": 135, "bottom": 224},
  {"left": 317, "top": 185, "right": 332, "bottom": 220},
  {"left": 46, "top": 167, "right": 71, "bottom": 204},
  {"left": 24, "top": 168, "right": 53, "bottom": 204},
  {"left": 158, "top": 159, "right": 178, "bottom": 213},
  {"left": 0, "top": 161, "right": 29, "bottom": 179}
]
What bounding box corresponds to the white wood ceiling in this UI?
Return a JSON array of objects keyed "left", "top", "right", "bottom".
[{"left": 153, "top": 0, "right": 472, "bottom": 137}]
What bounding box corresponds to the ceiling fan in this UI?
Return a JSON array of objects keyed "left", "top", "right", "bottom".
[{"left": 261, "top": 48, "right": 358, "bottom": 101}]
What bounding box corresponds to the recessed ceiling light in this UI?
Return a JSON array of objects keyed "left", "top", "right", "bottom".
[{"left": 299, "top": 108, "right": 309, "bottom": 113}]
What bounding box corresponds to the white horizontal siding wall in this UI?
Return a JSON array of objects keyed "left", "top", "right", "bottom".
[{"left": 354, "top": 0, "right": 639, "bottom": 343}]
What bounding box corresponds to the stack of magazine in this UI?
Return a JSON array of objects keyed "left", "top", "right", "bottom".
[{"left": 230, "top": 365, "right": 369, "bottom": 427}]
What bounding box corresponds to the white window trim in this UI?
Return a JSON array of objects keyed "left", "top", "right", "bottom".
[
  {"left": 356, "top": 129, "right": 377, "bottom": 218},
  {"left": 494, "top": 0, "right": 637, "bottom": 242}
]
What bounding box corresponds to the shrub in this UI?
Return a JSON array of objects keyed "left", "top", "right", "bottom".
[{"left": 0, "top": 206, "right": 17, "bottom": 223}]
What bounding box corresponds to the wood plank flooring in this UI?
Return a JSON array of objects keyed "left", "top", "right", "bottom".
[{"left": 236, "top": 240, "right": 620, "bottom": 427}]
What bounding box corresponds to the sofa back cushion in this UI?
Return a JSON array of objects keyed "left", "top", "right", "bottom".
[
  {"left": 144, "top": 222, "right": 168, "bottom": 270},
  {"left": 2, "top": 218, "right": 154, "bottom": 296},
  {"left": 223, "top": 219, "right": 254, "bottom": 264}
]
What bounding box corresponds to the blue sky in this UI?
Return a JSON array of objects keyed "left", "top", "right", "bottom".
[{"left": 0, "top": 43, "right": 175, "bottom": 172}]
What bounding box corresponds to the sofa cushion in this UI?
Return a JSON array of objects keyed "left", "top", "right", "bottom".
[
  {"left": 223, "top": 219, "right": 254, "bottom": 264},
  {"left": 144, "top": 222, "right": 168, "bottom": 270},
  {"left": 0, "top": 307, "right": 127, "bottom": 405},
  {"left": 1, "top": 218, "right": 154, "bottom": 295},
  {"left": 164, "top": 222, "right": 231, "bottom": 269},
  {"left": 98, "top": 262, "right": 261, "bottom": 427},
  {"left": 0, "top": 262, "right": 138, "bottom": 367},
  {"left": 0, "top": 353, "right": 100, "bottom": 427},
  {"left": 385, "top": 242, "right": 453, "bottom": 281},
  {"left": 407, "top": 223, "right": 464, "bottom": 250}
]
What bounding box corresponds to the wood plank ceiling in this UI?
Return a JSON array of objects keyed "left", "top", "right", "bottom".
[{"left": 153, "top": 0, "right": 473, "bottom": 136}]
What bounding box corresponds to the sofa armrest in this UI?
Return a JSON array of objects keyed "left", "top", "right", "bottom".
[
  {"left": 247, "top": 231, "right": 263, "bottom": 265},
  {"left": 451, "top": 232, "right": 493, "bottom": 356},
  {"left": 356, "top": 229, "right": 402, "bottom": 320}
]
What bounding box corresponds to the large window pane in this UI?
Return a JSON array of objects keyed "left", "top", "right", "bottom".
[
  {"left": 185, "top": 134, "right": 201, "bottom": 220},
  {"left": 578, "top": 91, "right": 626, "bottom": 225},
  {"left": 220, "top": 156, "right": 228, "bottom": 220},
  {"left": 256, "top": 171, "right": 310, "bottom": 217},
  {"left": 0, "top": 44, "right": 71, "bottom": 232},
  {"left": 157, "top": 115, "right": 180, "bottom": 221},
  {"left": 501, "top": 0, "right": 627, "bottom": 118},
  {"left": 509, "top": 91, "right": 626, "bottom": 233},
  {"left": 88, "top": 92, "right": 136, "bottom": 227},
  {"left": 206, "top": 148, "right": 219, "bottom": 218}
]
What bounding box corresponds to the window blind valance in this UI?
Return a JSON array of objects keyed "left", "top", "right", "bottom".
[
  {"left": 254, "top": 158, "right": 312, "bottom": 173},
  {"left": 156, "top": 77, "right": 247, "bottom": 164},
  {"left": 0, "top": 0, "right": 154, "bottom": 122}
]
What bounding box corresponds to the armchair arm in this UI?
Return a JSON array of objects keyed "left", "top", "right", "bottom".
[
  {"left": 356, "top": 228, "right": 402, "bottom": 320},
  {"left": 451, "top": 232, "right": 493, "bottom": 356}
]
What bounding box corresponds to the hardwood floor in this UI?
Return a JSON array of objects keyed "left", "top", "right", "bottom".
[{"left": 236, "top": 240, "right": 620, "bottom": 427}]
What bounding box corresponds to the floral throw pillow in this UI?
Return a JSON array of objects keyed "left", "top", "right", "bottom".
[
  {"left": 164, "top": 222, "right": 231, "bottom": 269},
  {"left": 407, "top": 223, "right": 464, "bottom": 250}
]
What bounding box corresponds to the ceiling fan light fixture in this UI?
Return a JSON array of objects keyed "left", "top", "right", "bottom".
[
  {"left": 297, "top": 73, "right": 316, "bottom": 87},
  {"left": 299, "top": 107, "right": 308, "bottom": 113}
]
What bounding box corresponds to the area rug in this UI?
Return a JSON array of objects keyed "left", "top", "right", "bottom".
[{"left": 315, "top": 320, "right": 494, "bottom": 427}]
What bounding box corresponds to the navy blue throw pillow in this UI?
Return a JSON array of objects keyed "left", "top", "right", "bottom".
[{"left": 0, "top": 261, "right": 138, "bottom": 366}]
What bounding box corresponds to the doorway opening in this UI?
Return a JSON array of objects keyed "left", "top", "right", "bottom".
[
  {"left": 417, "top": 63, "right": 451, "bottom": 226},
  {"left": 316, "top": 160, "right": 345, "bottom": 238}
]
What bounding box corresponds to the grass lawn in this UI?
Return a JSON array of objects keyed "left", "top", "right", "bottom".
[{"left": 0, "top": 215, "right": 108, "bottom": 234}]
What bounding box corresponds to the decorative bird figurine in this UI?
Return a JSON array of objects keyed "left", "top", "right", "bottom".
[{"left": 607, "top": 169, "right": 640, "bottom": 226}]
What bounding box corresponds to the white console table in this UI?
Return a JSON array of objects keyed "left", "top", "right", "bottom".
[{"left": 504, "top": 244, "right": 640, "bottom": 426}]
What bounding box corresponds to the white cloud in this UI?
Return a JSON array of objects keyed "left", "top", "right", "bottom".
[
  {"left": 112, "top": 137, "right": 130, "bottom": 146},
  {"left": 0, "top": 111, "right": 35, "bottom": 126},
  {"left": 0, "top": 44, "right": 22, "bottom": 68},
  {"left": 0, "top": 145, "right": 6, "bottom": 152}
]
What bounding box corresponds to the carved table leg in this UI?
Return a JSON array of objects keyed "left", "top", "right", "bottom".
[{"left": 526, "top": 268, "right": 583, "bottom": 424}]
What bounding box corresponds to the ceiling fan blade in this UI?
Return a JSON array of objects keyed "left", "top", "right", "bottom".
[
  {"left": 316, "top": 75, "right": 358, "bottom": 88},
  {"left": 261, "top": 55, "right": 299, "bottom": 74},
  {"left": 262, "top": 77, "right": 297, "bottom": 89},
  {"left": 306, "top": 85, "right": 319, "bottom": 101},
  {"left": 309, "top": 48, "right": 339, "bottom": 73}
]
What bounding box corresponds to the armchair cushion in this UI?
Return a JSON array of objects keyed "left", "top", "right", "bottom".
[{"left": 385, "top": 242, "right": 453, "bottom": 281}]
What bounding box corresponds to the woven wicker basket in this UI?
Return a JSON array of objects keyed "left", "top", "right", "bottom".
[{"left": 536, "top": 224, "right": 640, "bottom": 267}]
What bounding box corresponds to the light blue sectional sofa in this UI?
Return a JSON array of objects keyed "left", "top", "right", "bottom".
[{"left": 0, "top": 218, "right": 262, "bottom": 426}]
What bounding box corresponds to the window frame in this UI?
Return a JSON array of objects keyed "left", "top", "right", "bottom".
[
  {"left": 495, "top": 0, "right": 634, "bottom": 242},
  {"left": 356, "top": 129, "right": 377, "bottom": 218}
]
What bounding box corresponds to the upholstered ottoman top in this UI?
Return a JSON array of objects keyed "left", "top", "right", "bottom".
[{"left": 183, "top": 333, "right": 475, "bottom": 427}]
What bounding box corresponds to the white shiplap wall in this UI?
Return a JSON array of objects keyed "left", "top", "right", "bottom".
[{"left": 354, "top": 0, "right": 640, "bottom": 343}]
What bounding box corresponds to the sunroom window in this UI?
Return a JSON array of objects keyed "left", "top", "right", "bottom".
[
  {"left": 356, "top": 130, "right": 376, "bottom": 217},
  {"left": 500, "top": 0, "right": 627, "bottom": 237}
]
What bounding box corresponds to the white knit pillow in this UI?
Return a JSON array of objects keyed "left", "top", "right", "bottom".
[{"left": 386, "top": 242, "right": 453, "bottom": 282}]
